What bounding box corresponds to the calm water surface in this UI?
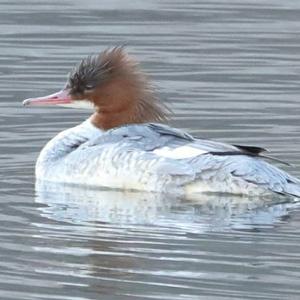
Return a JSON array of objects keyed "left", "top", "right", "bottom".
[{"left": 1, "top": 0, "right": 300, "bottom": 299}]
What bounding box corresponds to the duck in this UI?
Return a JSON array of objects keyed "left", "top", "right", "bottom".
[{"left": 23, "top": 47, "right": 300, "bottom": 197}]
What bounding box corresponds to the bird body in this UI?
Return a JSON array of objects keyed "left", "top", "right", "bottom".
[
  {"left": 35, "top": 118, "right": 300, "bottom": 197},
  {"left": 23, "top": 47, "right": 300, "bottom": 198}
]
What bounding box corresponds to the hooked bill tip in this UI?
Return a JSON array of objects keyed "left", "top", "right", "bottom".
[{"left": 22, "top": 98, "right": 31, "bottom": 106}]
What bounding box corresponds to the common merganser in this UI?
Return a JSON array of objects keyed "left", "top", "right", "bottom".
[{"left": 23, "top": 47, "right": 300, "bottom": 197}]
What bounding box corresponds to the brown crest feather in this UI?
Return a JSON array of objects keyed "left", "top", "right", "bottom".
[{"left": 68, "top": 47, "right": 171, "bottom": 129}]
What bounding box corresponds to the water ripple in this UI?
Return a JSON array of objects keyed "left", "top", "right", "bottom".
[{"left": 1, "top": 0, "right": 300, "bottom": 299}]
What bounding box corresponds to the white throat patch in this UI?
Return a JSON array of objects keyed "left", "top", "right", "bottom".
[{"left": 57, "top": 100, "right": 95, "bottom": 110}]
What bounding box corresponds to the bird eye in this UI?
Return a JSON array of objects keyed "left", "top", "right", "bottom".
[{"left": 85, "top": 84, "right": 94, "bottom": 91}]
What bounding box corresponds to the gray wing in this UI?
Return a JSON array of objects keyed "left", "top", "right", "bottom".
[
  {"left": 87, "top": 123, "right": 244, "bottom": 152},
  {"left": 187, "top": 153, "right": 300, "bottom": 197},
  {"left": 83, "top": 123, "right": 300, "bottom": 197}
]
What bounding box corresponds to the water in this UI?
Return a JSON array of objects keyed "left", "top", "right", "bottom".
[{"left": 1, "top": 0, "right": 300, "bottom": 299}]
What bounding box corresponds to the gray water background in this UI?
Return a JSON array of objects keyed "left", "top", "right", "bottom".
[{"left": 0, "top": 0, "right": 300, "bottom": 299}]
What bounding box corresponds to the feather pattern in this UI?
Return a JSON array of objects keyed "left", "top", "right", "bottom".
[{"left": 36, "top": 119, "right": 300, "bottom": 198}]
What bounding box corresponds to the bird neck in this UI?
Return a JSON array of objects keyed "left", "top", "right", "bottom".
[{"left": 90, "top": 108, "right": 137, "bottom": 130}]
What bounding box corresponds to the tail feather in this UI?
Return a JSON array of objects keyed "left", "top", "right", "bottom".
[
  {"left": 187, "top": 153, "right": 300, "bottom": 198},
  {"left": 284, "top": 182, "right": 300, "bottom": 198}
]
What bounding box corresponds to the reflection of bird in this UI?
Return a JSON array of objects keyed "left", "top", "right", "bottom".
[
  {"left": 35, "top": 181, "right": 178, "bottom": 224},
  {"left": 35, "top": 180, "right": 296, "bottom": 229},
  {"left": 23, "top": 47, "right": 300, "bottom": 197}
]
